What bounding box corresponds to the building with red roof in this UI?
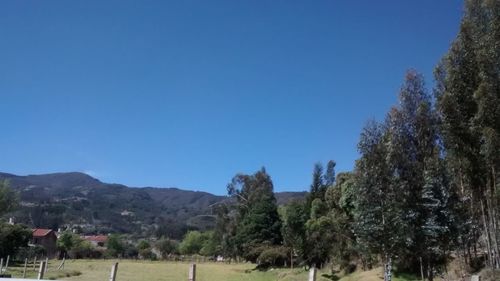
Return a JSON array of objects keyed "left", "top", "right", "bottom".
[
  {"left": 82, "top": 235, "right": 108, "bottom": 247},
  {"left": 31, "top": 228, "right": 58, "bottom": 258}
]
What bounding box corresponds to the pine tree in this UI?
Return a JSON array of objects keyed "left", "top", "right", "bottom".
[
  {"left": 308, "top": 163, "right": 325, "bottom": 204},
  {"left": 325, "top": 160, "right": 337, "bottom": 187}
]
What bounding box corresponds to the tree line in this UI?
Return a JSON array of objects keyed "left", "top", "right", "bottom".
[{"left": 212, "top": 1, "right": 500, "bottom": 280}]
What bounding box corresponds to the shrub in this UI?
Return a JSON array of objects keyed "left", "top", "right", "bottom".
[{"left": 256, "top": 246, "right": 289, "bottom": 268}]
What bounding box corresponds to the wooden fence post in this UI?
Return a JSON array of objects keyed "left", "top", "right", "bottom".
[
  {"left": 109, "top": 262, "right": 118, "bottom": 281},
  {"left": 33, "top": 256, "right": 37, "bottom": 271},
  {"left": 188, "top": 264, "right": 196, "bottom": 281},
  {"left": 308, "top": 266, "right": 317, "bottom": 281},
  {"left": 0, "top": 258, "right": 3, "bottom": 274},
  {"left": 45, "top": 257, "right": 49, "bottom": 273},
  {"left": 57, "top": 257, "right": 66, "bottom": 270},
  {"left": 22, "top": 258, "right": 28, "bottom": 278},
  {"left": 38, "top": 261, "right": 46, "bottom": 280},
  {"left": 4, "top": 255, "right": 9, "bottom": 272}
]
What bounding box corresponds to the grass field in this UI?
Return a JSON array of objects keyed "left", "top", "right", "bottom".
[{"left": 5, "top": 259, "right": 421, "bottom": 281}]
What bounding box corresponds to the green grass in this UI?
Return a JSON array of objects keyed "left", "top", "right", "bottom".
[{"left": 4, "top": 259, "right": 422, "bottom": 281}]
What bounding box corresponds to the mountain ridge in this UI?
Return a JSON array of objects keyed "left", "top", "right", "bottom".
[{"left": 0, "top": 172, "right": 306, "bottom": 239}]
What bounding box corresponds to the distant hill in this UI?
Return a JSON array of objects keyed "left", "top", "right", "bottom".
[{"left": 0, "top": 172, "right": 306, "bottom": 239}]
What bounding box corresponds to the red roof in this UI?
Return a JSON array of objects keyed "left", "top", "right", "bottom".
[
  {"left": 32, "top": 228, "right": 54, "bottom": 237},
  {"left": 83, "top": 235, "right": 108, "bottom": 243}
]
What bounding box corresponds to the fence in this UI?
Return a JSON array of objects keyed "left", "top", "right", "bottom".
[
  {"left": 0, "top": 260, "right": 319, "bottom": 281},
  {"left": 0, "top": 259, "right": 483, "bottom": 281}
]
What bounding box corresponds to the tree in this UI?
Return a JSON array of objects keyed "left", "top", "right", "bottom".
[
  {"left": 212, "top": 203, "right": 238, "bottom": 258},
  {"left": 280, "top": 200, "right": 308, "bottom": 268},
  {"left": 0, "top": 180, "right": 17, "bottom": 216},
  {"left": 304, "top": 202, "right": 335, "bottom": 268},
  {"left": 137, "top": 240, "right": 155, "bottom": 260},
  {"left": 57, "top": 231, "right": 78, "bottom": 257},
  {"left": 69, "top": 239, "right": 96, "bottom": 259},
  {"left": 179, "top": 231, "right": 212, "bottom": 255},
  {"left": 226, "top": 168, "right": 282, "bottom": 262},
  {"left": 326, "top": 172, "right": 359, "bottom": 272},
  {"left": 435, "top": 0, "right": 500, "bottom": 268},
  {"left": 385, "top": 70, "right": 443, "bottom": 274},
  {"left": 308, "top": 163, "right": 326, "bottom": 205},
  {"left": 354, "top": 120, "right": 405, "bottom": 281},
  {"left": 420, "top": 153, "right": 456, "bottom": 281},
  {"left": 0, "top": 223, "right": 31, "bottom": 258},
  {"left": 325, "top": 160, "right": 337, "bottom": 187},
  {"left": 156, "top": 237, "right": 178, "bottom": 258},
  {"left": 106, "top": 234, "right": 125, "bottom": 257},
  {"left": 0, "top": 180, "right": 28, "bottom": 258}
]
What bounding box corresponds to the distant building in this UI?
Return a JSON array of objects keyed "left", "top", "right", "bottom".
[
  {"left": 82, "top": 235, "right": 108, "bottom": 247},
  {"left": 120, "top": 210, "right": 134, "bottom": 216},
  {"left": 32, "top": 228, "right": 58, "bottom": 258}
]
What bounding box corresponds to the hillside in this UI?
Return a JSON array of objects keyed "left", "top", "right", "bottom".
[{"left": 0, "top": 172, "right": 306, "bottom": 239}]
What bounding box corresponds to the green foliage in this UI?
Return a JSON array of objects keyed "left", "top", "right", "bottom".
[
  {"left": 226, "top": 168, "right": 282, "bottom": 262},
  {"left": 70, "top": 239, "right": 99, "bottom": 259},
  {"left": 56, "top": 231, "right": 102, "bottom": 259},
  {"left": 179, "top": 231, "right": 213, "bottom": 255},
  {"left": 199, "top": 232, "right": 218, "bottom": 256},
  {"left": 327, "top": 173, "right": 359, "bottom": 271},
  {"left": 304, "top": 214, "right": 335, "bottom": 267},
  {"left": 57, "top": 231, "right": 78, "bottom": 253},
  {"left": 256, "top": 246, "right": 289, "bottom": 268},
  {"left": 0, "top": 180, "right": 18, "bottom": 216},
  {"left": 0, "top": 222, "right": 31, "bottom": 257},
  {"left": 353, "top": 120, "right": 406, "bottom": 279},
  {"left": 325, "top": 160, "right": 337, "bottom": 187},
  {"left": 434, "top": 0, "right": 500, "bottom": 271},
  {"left": 137, "top": 240, "right": 151, "bottom": 250},
  {"left": 136, "top": 239, "right": 156, "bottom": 259},
  {"left": 15, "top": 245, "right": 46, "bottom": 260},
  {"left": 156, "top": 237, "right": 179, "bottom": 258},
  {"left": 308, "top": 163, "right": 326, "bottom": 206},
  {"left": 106, "top": 234, "right": 125, "bottom": 257},
  {"left": 280, "top": 200, "right": 307, "bottom": 266}
]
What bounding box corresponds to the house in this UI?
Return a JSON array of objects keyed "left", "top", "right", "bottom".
[
  {"left": 82, "top": 235, "right": 108, "bottom": 247},
  {"left": 32, "top": 228, "right": 58, "bottom": 258}
]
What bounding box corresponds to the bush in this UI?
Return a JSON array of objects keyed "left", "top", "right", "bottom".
[
  {"left": 106, "top": 234, "right": 125, "bottom": 257},
  {"left": 256, "top": 246, "right": 289, "bottom": 268},
  {"left": 155, "top": 237, "right": 179, "bottom": 258},
  {"left": 124, "top": 244, "right": 138, "bottom": 258},
  {"left": 138, "top": 247, "right": 156, "bottom": 260},
  {"left": 0, "top": 223, "right": 32, "bottom": 258},
  {"left": 15, "top": 245, "right": 46, "bottom": 260},
  {"left": 179, "top": 231, "right": 213, "bottom": 255},
  {"left": 69, "top": 240, "right": 97, "bottom": 259}
]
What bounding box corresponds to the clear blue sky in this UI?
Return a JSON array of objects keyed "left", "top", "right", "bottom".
[{"left": 0, "top": 0, "right": 463, "bottom": 194}]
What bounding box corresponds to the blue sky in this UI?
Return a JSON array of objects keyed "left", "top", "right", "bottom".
[{"left": 0, "top": 0, "right": 463, "bottom": 194}]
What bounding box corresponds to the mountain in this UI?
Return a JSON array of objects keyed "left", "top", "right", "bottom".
[{"left": 0, "top": 172, "right": 306, "bottom": 239}]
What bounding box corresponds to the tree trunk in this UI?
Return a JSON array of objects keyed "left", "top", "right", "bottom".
[
  {"left": 427, "top": 258, "right": 433, "bottom": 281},
  {"left": 481, "top": 198, "right": 494, "bottom": 267},
  {"left": 489, "top": 166, "right": 500, "bottom": 268},
  {"left": 419, "top": 257, "right": 424, "bottom": 281},
  {"left": 384, "top": 256, "right": 392, "bottom": 281}
]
